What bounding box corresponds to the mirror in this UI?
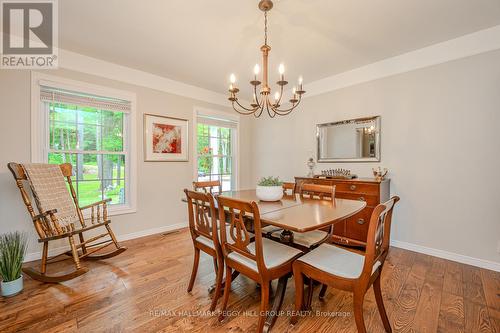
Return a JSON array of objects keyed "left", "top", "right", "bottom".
[{"left": 316, "top": 116, "right": 381, "bottom": 162}]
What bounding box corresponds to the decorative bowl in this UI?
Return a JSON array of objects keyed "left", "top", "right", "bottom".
[{"left": 256, "top": 185, "right": 283, "bottom": 202}]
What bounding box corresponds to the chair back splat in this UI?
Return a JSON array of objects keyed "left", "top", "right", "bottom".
[
  {"left": 362, "top": 196, "right": 400, "bottom": 278},
  {"left": 184, "top": 189, "right": 219, "bottom": 246}
]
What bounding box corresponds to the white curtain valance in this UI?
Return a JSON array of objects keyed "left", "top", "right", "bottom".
[
  {"left": 197, "top": 115, "right": 238, "bottom": 129},
  {"left": 40, "top": 86, "right": 132, "bottom": 113}
]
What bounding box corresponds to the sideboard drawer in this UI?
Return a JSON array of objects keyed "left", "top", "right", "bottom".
[
  {"left": 337, "top": 193, "right": 379, "bottom": 207},
  {"left": 334, "top": 183, "right": 379, "bottom": 195},
  {"left": 345, "top": 208, "right": 372, "bottom": 241}
]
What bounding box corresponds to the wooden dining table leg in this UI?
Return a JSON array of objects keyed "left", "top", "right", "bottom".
[
  {"left": 319, "top": 284, "right": 328, "bottom": 300},
  {"left": 263, "top": 274, "right": 289, "bottom": 333}
]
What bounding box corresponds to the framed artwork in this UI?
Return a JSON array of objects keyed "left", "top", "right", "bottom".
[{"left": 143, "top": 114, "right": 189, "bottom": 161}]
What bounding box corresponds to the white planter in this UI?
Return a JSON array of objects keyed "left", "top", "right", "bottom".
[
  {"left": 1, "top": 276, "right": 23, "bottom": 297},
  {"left": 256, "top": 185, "right": 283, "bottom": 202}
]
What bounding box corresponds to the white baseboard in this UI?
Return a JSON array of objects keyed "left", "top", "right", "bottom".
[
  {"left": 117, "top": 222, "right": 187, "bottom": 242},
  {"left": 391, "top": 240, "right": 500, "bottom": 272},
  {"left": 23, "top": 222, "right": 188, "bottom": 263}
]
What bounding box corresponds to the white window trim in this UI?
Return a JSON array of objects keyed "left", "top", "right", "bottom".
[
  {"left": 30, "top": 72, "right": 137, "bottom": 216},
  {"left": 192, "top": 106, "right": 240, "bottom": 190}
]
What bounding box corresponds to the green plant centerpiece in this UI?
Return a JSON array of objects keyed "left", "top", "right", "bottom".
[
  {"left": 256, "top": 176, "right": 284, "bottom": 202},
  {"left": 0, "top": 232, "right": 28, "bottom": 297}
]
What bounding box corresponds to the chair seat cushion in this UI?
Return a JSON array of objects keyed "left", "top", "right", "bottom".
[
  {"left": 271, "top": 229, "right": 328, "bottom": 248},
  {"left": 196, "top": 224, "right": 254, "bottom": 250},
  {"left": 228, "top": 238, "right": 302, "bottom": 271},
  {"left": 297, "top": 243, "right": 381, "bottom": 279}
]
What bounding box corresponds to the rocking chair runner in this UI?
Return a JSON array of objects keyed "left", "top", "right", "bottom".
[{"left": 8, "top": 162, "right": 127, "bottom": 283}]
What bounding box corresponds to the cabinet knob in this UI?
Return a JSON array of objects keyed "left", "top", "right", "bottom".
[
  {"left": 349, "top": 185, "right": 357, "bottom": 191},
  {"left": 357, "top": 218, "right": 365, "bottom": 225},
  {"left": 358, "top": 196, "right": 365, "bottom": 202}
]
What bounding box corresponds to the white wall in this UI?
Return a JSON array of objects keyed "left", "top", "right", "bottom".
[
  {"left": 1, "top": 48, "right": 499, "bottom": 270},
  {"left": 0, "top": 68, "right": 254, "bottom": 258},
  {"left": 250, "top": 50, "right": 500, "bottom": 266}
]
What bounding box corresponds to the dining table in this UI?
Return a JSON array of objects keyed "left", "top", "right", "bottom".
[{"left": 208, "top": 189, "right": 366, "bottom": 332}]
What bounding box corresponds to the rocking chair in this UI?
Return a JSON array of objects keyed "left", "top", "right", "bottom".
[{"left": 8, "top": 162, "right": 127, "bottom": 283}]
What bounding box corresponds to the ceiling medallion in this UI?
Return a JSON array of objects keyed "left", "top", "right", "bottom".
[{"left": 227, "top": 0, "right": 306, "bottom": 118}]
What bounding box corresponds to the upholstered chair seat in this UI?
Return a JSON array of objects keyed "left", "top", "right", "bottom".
[
  {"left": 227, "top": 238, "right": 302, "bottom": 272},
  {"left": 296, "top": 243, "right": 381, "bottom": 279}
]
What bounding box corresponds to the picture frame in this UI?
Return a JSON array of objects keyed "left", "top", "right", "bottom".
[{"left": 143, "top": 114, "right": 189, "bottom": 162}]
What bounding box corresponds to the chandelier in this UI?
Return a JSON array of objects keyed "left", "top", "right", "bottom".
[{"left": 228, "top": 0, "right": 306, "bottom": 118}]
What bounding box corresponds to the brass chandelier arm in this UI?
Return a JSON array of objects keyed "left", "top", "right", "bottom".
[
  {"left": 276, "top": 82, "right": 284, "bottom": 106},
  {"left": 231, "top": 100, "right": 259, "bottom": 115},
  {"left": 269, "top": 95, "right": 303, "bottom": 115},
  {"left": 266, "top": 98, "right": 276, "bottom": 118},
  {"left": 253, "top": 84, "right": 264, "bottom": 108}
]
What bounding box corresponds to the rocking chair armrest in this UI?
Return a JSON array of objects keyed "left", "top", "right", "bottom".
[
  {"left": 32, "top": 209, "right": 58, "bottom": 222},
  {"left": 80, "top": 199, "right": 112, "bottom": 210}
]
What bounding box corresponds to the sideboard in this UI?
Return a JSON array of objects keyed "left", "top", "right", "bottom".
[{"left": 294, "top": 176, "right": 390, "bottom": 248}]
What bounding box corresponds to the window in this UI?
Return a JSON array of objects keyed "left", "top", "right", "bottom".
[
  {"left": 196, "top": 112, "right": 238, "bottom": 192},
  {"left": 32, "top": 74, "right": 136, "bottom": 214}
]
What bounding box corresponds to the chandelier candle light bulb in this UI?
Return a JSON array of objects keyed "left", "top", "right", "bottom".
[
  {"left": 254, "top": 64, "right": 260, "bottom": 75},
  {"left": 226, "top": 0, "right": 306, "bottom": 118},
  {"left": 274, "top": 91, "right": 280, "bottom": 102},
  {"left": 279, "top": 63, "right": 285, "bottom": 75}
]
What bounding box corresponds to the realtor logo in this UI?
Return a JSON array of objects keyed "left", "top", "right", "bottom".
[{"left": 1, "top": 0, "right": 58, "bottom": 69}]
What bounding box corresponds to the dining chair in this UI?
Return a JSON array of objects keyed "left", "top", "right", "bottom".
[
  {"left": 270, "top": 183, "right": 336, "bottom": 249},
  {"left": 184, "top": 189, "right": 224, "bottom": 311},
  {"left": 217, "top": 196, "right": 303, "bottom": 333},
  {"left": 193, "top": 180, "right": 222, "bottom": 194},
  {"left": 291, "top": 196, "right": 400, "bottom": 333}
]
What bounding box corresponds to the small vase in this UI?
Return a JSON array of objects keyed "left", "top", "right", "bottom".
[
  {"left": 307, "top": 158, "right": 316, "bottom": 178},
  {"left": 1, "top": 276, "right": 23, "bottom": 297}
]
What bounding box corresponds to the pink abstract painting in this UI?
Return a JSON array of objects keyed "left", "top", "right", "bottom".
[{"left": 152, "top": 123, "right": 182, "bottom": 153}]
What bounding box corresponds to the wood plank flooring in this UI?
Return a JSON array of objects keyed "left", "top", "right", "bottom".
[{"left": 0, "top": 229, "right": 499, "bottom": 332}]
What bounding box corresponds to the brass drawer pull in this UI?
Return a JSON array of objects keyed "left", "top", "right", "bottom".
[
  {"left": 357, "top": 218, "right": 365, "bottom": 225},
  {"left": 349, "top": 185, "right": 357, "bottom": 191},
  {"left": 358, "top": 196, "right": 365, "bottom": 201}
]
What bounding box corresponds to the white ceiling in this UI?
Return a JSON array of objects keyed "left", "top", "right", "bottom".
[{"left": 60, "top": 0, "right": 500, "bottom": 96}]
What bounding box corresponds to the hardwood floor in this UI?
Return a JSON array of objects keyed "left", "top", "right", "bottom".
[{"left": 1, "top": 229, "right": 499, "bottom": 332}]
